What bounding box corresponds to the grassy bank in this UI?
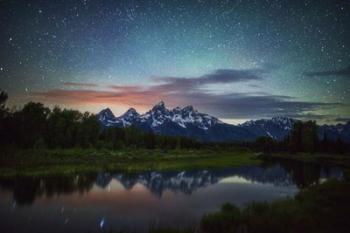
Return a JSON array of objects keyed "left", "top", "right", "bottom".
[
  {"left": 260, "top": 152, "right": 350, "bottom": 168},
  {"left": 260, "top": 152, "right": 350, "bottom": 179},
  {"left": 0, "top": 147, "right": 260, "bottom": 177},
  {"left": 99, "top": 179, "right": 350, "bottom": 233},
  {"left": 142, "top": 180, "right": 350, "bottom": 233},
  {"left": 199, "top": 179, "right": 350, "bottom": 233}
]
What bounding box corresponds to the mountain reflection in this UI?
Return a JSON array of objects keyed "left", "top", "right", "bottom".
[{"left": 0, "top": 161, "right": 342, "bottom": 206}]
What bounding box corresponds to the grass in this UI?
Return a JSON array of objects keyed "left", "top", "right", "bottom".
[
  {"left": 102, "top": 179, "right": 350, "bottom": 233},
  {"left": 0, "top": 147, "right": 260, "bottom": 177},
  {"left": 260, "top": 152, "right": 350, "bottom": 169},
  {"left": 260, "top": 152, "right": 350, "bottom": 180},
  {"left": 148, "top": 228, "right": 195, "bottom": 233},
  {"left": 199, "top": 179, "right": 350, "bottom": 233}
]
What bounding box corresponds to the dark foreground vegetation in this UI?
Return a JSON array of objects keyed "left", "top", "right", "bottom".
[
  {"left": 0, "top": 148, "right": 259, "bottom": 177},
  {"left": 95, "top": 179, "right": 350, "bottom": 233},
  {"left": 199, "top": 179, "right": 350, "bottom": 233},
  {"left": 0, "top": 91, "right": 200, "bottom": 150},
  {"left": 251, "top": 120, "right": 349, "bottom": 154}
]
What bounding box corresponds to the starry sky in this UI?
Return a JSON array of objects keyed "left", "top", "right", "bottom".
[{"left": 0, "top": 0, "right": 349, "bottom": 124}]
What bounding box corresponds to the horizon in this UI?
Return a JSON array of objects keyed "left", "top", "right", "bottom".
[
  {"left": 3, "top": 97, "right": 350, "bottom": 126},
  {"left": 96, "top": 100, "right": 350, "bottom": 126},
  {"left": 1, "top": 0, "right": 349, "bottom": 124}
]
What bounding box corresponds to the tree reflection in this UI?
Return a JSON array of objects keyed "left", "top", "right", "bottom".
[
  {"left": 0, "top": 162, "right": 342, "bottom": 206},
  {"left": 0, "top": 174, "right": 97, "bottom": 205}
]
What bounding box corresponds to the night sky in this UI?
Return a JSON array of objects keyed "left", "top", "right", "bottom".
[{"left": 0, "top": 0, "right": 349, "bottom": 124}]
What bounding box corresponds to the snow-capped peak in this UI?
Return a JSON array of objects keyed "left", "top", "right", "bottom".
[
  {"left": 239, "top": 116, "right": 295, "bottom": 139},
  {"left": 97, "top": 105, "right": 350, "bottom": 142},
  {"left": 152, "top": 101, "right": 166, "bottom": 110},
  {"left": 271, "top": 116, "right": 293, "bottom": 125},
  {"left": 98, "top": 102, "right": 223, "bottom": 130},
  {"left": 100, "top": 108, "right": 114, "bottom": 117},
  {"left": 122, "top": 108, "right": 139, "bottom": 118},
  {"left": 182, "top": 105, "right": 194, "bottom": 112},
  {"left": 98, "top": 108, "right": 115, "bottom": 121}
]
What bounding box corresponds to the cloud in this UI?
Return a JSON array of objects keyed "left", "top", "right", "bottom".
[
  {"left": 199, "top": 68, "right": 264, "bottom": 83},
  {"left": 303, "top": 65, "right": 350, "bottom": 78},
  {"left": 31, "top": 68, "right": 341, "bottom": 119},
  {"left": 334, "top": 117, "right": 350, "bottom": 123},
  {"left": 32, "top": 88, "right": 340, "bottom": 120},
  {"left": 164, "top": 92, "right": 340, "bottom": 119},
  {"left": 107, "top": 85, "right": 146, "bottom": 92},
  {"left": 63, "top": 82, "right": 99, "bottom": 87},
  {"left": 152, "top": 68, "right": 263, "bottom": 92},
  {"left": 283, "top": 113, "right": 335, "bottom": 120}
]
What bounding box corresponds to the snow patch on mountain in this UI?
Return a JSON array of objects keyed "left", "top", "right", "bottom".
[
  {"left": 99, "top": 101, "right": 223, "bottom": 131},
  {"left": 98, "top": 103, "right": 350, "bottom": 142}
]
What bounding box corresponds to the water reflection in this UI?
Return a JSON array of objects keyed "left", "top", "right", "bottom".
[
  {"left": 0, "top": 174, "right": 96, "bottom": 205},
  {"left": 0, "top": 161, "right": 343, "bottom": 206}
]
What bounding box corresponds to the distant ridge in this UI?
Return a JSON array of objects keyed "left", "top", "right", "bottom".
[{"left": 98, "top": 101, "right": 350, "bottom": 142}]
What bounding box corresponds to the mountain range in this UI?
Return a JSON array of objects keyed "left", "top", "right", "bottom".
[{"left": 98, "top": 101, "right": 350, "bottom": 142}]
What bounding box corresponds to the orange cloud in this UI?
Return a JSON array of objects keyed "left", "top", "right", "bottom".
[
  {"left": 30, "top": 69, "right": 340, "bottom": 119},
  {"left": 31, "top": 88, "right": 164, "bottom": 109}
]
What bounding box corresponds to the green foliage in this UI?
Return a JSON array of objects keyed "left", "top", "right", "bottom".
[
  {"left": 0, "top": 90, "right": 7, "bottom": 109},
  {"left": 46, "top": 107, "right": 83, "bottom": 148},
  {"left": 200, "top": 180, "right": 350, "bottom": 233},
  {"left": 250, "top": 120, "right": 349, "bottom": 154},
  {"left": 0, "top": 148, "right": 259, "bottom": 177},
  {"left": 148, "top": 228, "right": 194, "bottom": 233},
  {"left": 201, "top": 203, "right": 241, "bottom": 233},
  {"left": 0, "top": 90, "right": 9, "bottom": 143},
  {"left": 13, "top": 102, "right": 50, "bottom": 148},
  {"left": 0, "top": 92, "right": 348, "bottom": 153},
  {"left": 288, "top": 120, "right": 319, "bottom": 153},
  {"left": 0, "top": 97, "right": 202, "bottom": 150},
  {"left": 254, "top": 136, "right": 277, "bottom": 152}
]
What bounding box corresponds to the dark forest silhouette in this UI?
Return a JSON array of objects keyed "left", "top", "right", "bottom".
[{"left": 0, "top": 90, "right": 348, "bottom": 153}]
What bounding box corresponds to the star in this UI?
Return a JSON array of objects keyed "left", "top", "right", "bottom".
[
  {"left": 99, "top": 218, "right": 105, "bottom": 229},
  {"left": 0, "top": 0, "right": 348, "bottom": 124}
]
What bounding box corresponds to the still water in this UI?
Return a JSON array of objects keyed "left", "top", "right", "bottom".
[{"left": 0, "top": 161, "right": 343, "bottom": 233}]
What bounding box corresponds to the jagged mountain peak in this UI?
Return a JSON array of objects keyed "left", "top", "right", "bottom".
[
  {"left": 122, "top": 108, "right": 139, "bottom": 117},
  {"left": 182, "top": 105, "right": 194, "bottom": 111},
  {"left": 97, "top": 103, "right": 350, "bottom": 142},
  {"left": 173, "top": 106, "right": 182, "bottom": 112},
  {"left": 271, "top": 116, "right": 293, "bottom": 124},
  {"left": 98, "top": 102, "right": 226, "bottom": 135},
  {"left": 100, "top": 108, "right": 114, "bottom": 117},
  {"left": 239, "top": 116, "right": 297, "bottom": 139},
  {"left": 152, "top": 100, "right": 166, "bottom": 110},
  {"left": 98, "top": 108, "right": 116, "bottom": 121}
]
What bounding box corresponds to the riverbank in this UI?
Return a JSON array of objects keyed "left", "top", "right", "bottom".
[
  {"left": 260, "top": 152, "right": 350, "bottom": 167},
  {"left": 259, "top": 152, "right": 350, "bottom": 180},
  {"left": 199, "top": 179, "right": 350, "bottom": 233},
  {"left": 139, "top": 179, "right": 350, "bottom": 233},
  {"left": 0, "top": 148, "right": 260, "bottom": 177},
  {"left": 1, "top": 148, "right": 349, "bottom": 233},
  {"left": 1, "top": 148, "right": 349, "bottom": 178}
]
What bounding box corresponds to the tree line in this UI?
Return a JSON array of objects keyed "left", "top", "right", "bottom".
[
  {"left": 252, "top": 120, "right": 348, "bottom": 154},
  {"left": 0, "top": 91, "right": 200, "bottom": 150},
  {"left": 0, "top": 90, "right": 348, "bottom": 153}
]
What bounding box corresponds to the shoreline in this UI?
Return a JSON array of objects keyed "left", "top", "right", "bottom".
[{"left": 0, "top": 148, "right": 260, "bottom": 177}]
